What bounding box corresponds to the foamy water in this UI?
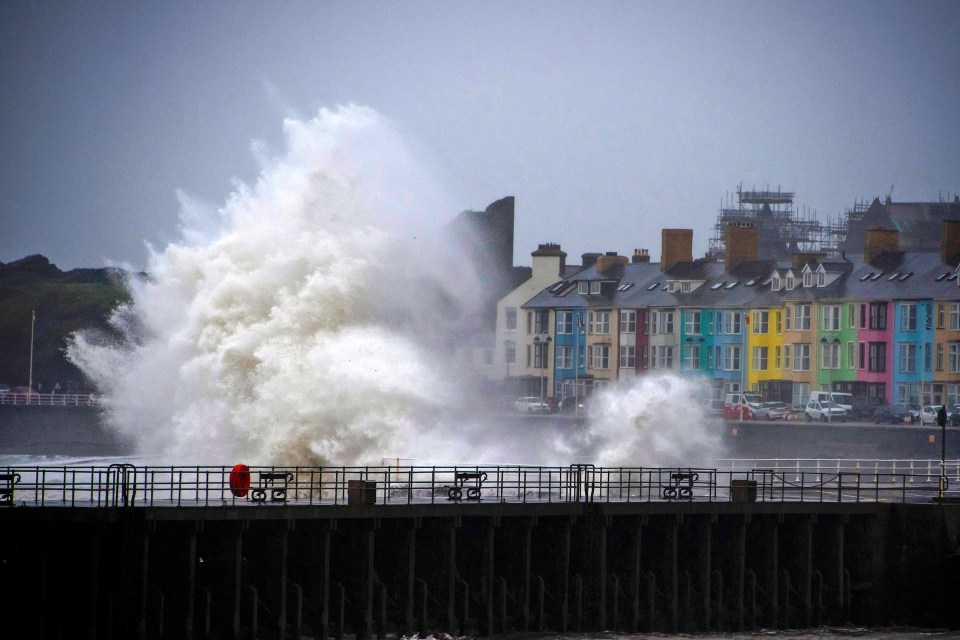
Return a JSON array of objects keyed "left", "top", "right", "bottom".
[{"left": 67, "top": 105, "right": 726, "bottom": 468}]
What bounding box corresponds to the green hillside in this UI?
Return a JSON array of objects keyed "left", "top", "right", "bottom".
[{"left": 0, "top": 255, "right": 132, "bottom": 393}]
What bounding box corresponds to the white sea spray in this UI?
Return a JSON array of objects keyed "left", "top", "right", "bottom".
[{"left": 67, "top": 105, "right": 726, "bottom": 469}]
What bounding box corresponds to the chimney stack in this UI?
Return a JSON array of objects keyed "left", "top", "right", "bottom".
[
  {"left": 864, "top": 228, "right": 899, "bottom": 265},
  {"left": 661, "top": 229, "right": 693, "bottom": 272},
  {"left": 582, "top": 253, "right": 601, "bottom": 269},
  {"left": 724, "top": 224, "right": 758, "bottom": 272},
  {"left": 942, "top": 220, "right": 960, "bottom": 266},
  {"left": 531, "top": 242, "right": 567, "bottom": 277},
  {"left": 596, "top": 251, "right": 628, "bottom": 273},
  {"left": 632, "top": 248, "right": 650, "bottom": 263}
]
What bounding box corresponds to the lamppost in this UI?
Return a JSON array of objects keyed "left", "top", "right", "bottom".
[
  {"left": 939, "top": 403, "right": 948, "bottom": 499},
  {"left": 740, "top": 310, "right": 747, "bottom": 423},
  {"left": 826, "top": 338, "right": 832, "bottom": 423},
  {"left": 28, "top": 309, "right": 35, "bottom": 393},
  {"left": 504, "top": 340, "right": 512, "bottom": 398},
  {"left": 533, "top": 334, "right": 553, "bottom": 405},
  {"left": 575, "top": 312, "right": 584, "bottom": 417}
]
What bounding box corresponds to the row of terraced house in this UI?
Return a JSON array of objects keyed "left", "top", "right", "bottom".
[{"left": 492, "top": 222, "right": 960, "bottom": 409}]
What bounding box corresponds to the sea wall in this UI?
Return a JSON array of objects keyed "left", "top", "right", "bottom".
[{"left": 2, "top": 500, "right": 959, "bottom": 638}]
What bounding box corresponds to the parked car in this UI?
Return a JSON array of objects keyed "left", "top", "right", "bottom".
[
  {"left": 920, "top": 404, "right": 957, "bottom": 426},
  {"left": 809, "top": 391, "right": 854, "bottom": 415},
  {"left": 920, "top": 405, "right": 946, "bottom": 425},
  {"left": 901, "top": 403, "right": 922, "bottom": 421},
  {"left": 896, "top": 403, "right": 922, "bottom": 422},
  {"left": 754, "top": 401, "right": 790, "bottom": 420},
  {"left": 722, "top": 393, "right": 763, "bottom": 420},
  {"left": 805, "top": 400, "right": 847, "bottom": 422},
  {"left": 872, "top": 404, "right": 916, "bottom": 424},
  {"left": 514, "top": 396, "right": 551, "bottom": 413},
  {"left": 850, "top": 395, "right": 887, "bottom": 421}
]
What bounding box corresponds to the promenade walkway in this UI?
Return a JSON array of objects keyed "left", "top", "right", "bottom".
[
  {"left": 0, "top": 391, "right": 98, "bottom": 407},
  {"left": 3, "top": 462, "right": 959, "bottom": 508}
]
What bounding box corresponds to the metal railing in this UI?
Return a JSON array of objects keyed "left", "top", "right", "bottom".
[
  {"left": 722, "top": 458, "right": 960, "bottom": 479},
  {"left": 1, "top": 463, "right": 957, "bottom": 508},
  {"left": 0, "top": 392, "right": 99, "bottom": 407}
]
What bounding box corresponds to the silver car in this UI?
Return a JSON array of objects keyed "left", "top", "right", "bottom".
[
  {"left": 514, "top": 396, "right": 550, "bottom": 413},
  {"left": 805, "top": 400, "right": 847, "bottom": 423},
  {"left": 754, "top": 401, "right": 790, "bottom": 420}
]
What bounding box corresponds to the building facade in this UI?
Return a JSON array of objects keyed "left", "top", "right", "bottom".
[{"left": 510, "top": 223, "right": 960, "bottom": 408}]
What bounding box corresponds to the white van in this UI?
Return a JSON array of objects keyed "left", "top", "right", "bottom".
[{"left": 809, "top": 391, "right": 854, "bottom": 413}]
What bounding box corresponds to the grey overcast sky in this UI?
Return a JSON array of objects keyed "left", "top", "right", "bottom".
[{"left": 1, "top": 1, "right": 958, "bottom": 270}]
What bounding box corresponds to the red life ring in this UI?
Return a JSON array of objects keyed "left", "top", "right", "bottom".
[{"left": 229, "top": 464, "right": 251, "bottom": 498}]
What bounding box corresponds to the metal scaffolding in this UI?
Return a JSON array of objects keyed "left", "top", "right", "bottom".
[{"left": 708, "top": 185, "right": 847, "bottom": 260}]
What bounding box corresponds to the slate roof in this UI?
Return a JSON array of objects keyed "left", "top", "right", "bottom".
[
  {"left": 519, "top": 251, "right": 960, "bottom": 312},
  {"left": 844, "top": 251, "right": 958, "bottom": 301}
]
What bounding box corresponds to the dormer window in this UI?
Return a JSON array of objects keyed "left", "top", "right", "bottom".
[
  {"left": 802, "top": 272, "right": 813, "bottom": 287},
  {"left": 816, "top": 271, "right": 825, "bottom": 287},
  {"left": 590, "top": 282, "right": 601, "bottom": 295},
  {"left": 771, "top": 274, "right": 781, "bottom": 291},
  {"left": 786, "top": 273, "right": 795, "bottom": 290},
  {"left": 681, "top": 281, "right": 691, "bottom": 293},
  {"left": 578, "top": 282, "right": 589, "bottom": 295}
]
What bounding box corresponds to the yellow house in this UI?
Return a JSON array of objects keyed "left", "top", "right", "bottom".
[{"left": 747, "top": 306, "right": 784, "bottom": 390}]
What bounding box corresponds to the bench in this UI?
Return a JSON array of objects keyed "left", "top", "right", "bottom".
[
  {"left": 0, "top": 473, "right": 21, "bottom": 506},
  {"left": 250, "top": 471, "right": 294, "bottom": 503},
  {"left": 661, "top": 472, "right": 698, "bottom": 501},
  {"left": 447, "top": 471, "right": 487, "bottom": 501}
]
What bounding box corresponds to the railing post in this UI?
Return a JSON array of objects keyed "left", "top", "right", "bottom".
[
  {"left": 535, "top": 575, "right": 545, "bottom": 631},
  {"left": 574, "top": 573, "right": 583, "bottom": 631},
  {"left": 249, "top": 585, "right": 259, "bottom": 640}
]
